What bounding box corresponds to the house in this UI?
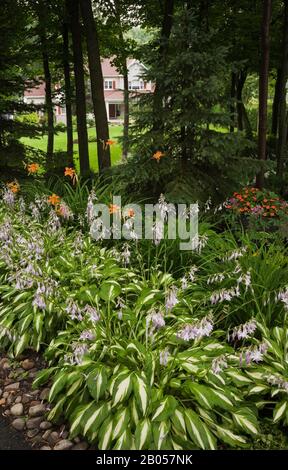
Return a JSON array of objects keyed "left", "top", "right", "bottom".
[{"left": 23, "top": 58, "right": 153, "bottom": 124}]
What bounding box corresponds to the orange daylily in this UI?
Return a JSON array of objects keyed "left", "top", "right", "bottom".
[
  {"left": 105, "top": 139, "right": 116, "bottom": 146},
  {"left": 48, "top": 194, "right": 60, "bottom": 206},
  {"left": 7, "top": 181, "right": 20, "bottom": 193},
  {"left": 126, "top": 208, "right": 135, "bottom": 218},
  {"left": 27, "top": 163, "right": 40, "bottom": 174},
  {"left": 64, "top": 167, "right": 78, "bottom": 185},
  {"left": 152, "top": 150, "right": 165, "bottom": 162},
  {"left": 109, "top": 204, "right": 120, "bottom": 215}
]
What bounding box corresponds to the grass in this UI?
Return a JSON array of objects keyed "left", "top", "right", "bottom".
[{"left": 21, "top": 125, "right": 123, "bottom": 172}]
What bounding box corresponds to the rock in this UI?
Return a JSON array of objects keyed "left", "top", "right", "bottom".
[
  {"left": 73, "top": 437, "right": 81, "bottom": 444},
  {"left": 21, "top": 359, "right": 35, "bottom": 370},
  {"left": 10, "top": 403, "right": 24, "bottom": 416},
  {"left": 40, "top": 446, "right": 51, "bottom": 451},
  {"left": 22, "top": 395, "right": 31, "bottom": 404},
  {"left": 60, "top": 431, "right": 68, "bottom": 439},
  {"left": 48, "top": 432, "right": 59, "bottom": 444},
  {"left": 30, "top": 390, "right": 40, "bottom": 396},
  {"left": 11, "top": 418, "right": 25, "bottom": 431},
  {"left": 28, "top": 404, "right": 46, "bottom": 417},
  {"left": 26, "top": 417, "right": 43, "bottom": 429},
  {"left": 29, "top": 371, "right": 37, "bottom": 379},
  {"left": 15, "top": 396, "right": 22, "bottom": 404},
  {"left": 40, "top": 388, "right": 50, "bottom": 401},
  {"left": 3, "top": 392, "right": 9, "bottom": 399},
  {"left": 7, "top": 395, "right": 14, "bottom": 406},
  {"left": 40, "top": 421, "right": 52, "bottom": 430},
  {"left": 4, "top": 382, "right": 20, "bottom": 391},
  {"left": 42, "top": 430, "right": 52, "bottom": 440},
  {"left": 0, "top": 388, "right": 2, "bottom": 398},
  {"left": 54, "top": 439, "right": 73, "bottom": 451},
  {"left": 0, "top": 398, "right": 5, "bottom": 406},
  {"left": 30, "top": 400, "right": 41, "bottom": 407},
  {"left": 3, "top": 409, "right": 11, "bottom": 416},
  {"left": 27, "top": 429, "right": 39, "bottom": 438},
  {"left": 0, "top": 358, "right": 10, "bottom": 369},
  {"left": 72, "top": 442, "right": 88, "bottom": 450}
]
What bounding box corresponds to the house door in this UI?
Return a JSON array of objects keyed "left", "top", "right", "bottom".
[{"left": 109, "top": 104, "right": 116, "bottom": 119}]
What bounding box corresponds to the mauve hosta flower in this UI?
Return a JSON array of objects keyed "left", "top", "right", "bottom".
[
  {"left": 211, "top": 355, "right": 228, "bottom": 375},
  {"left": 207, "top": 272, "right": 226, "bottom": 285},
  {"left": 79, "top": 329, "right": 95, "bottom": 341},
  {"left": 146, "top": 310, "right": 165, "bottom": 337},
  {"left": 47, "top": 210, "right": 61, "bottom": 233},
  {"left": 120, "top": 243, "right": 131, "bottom": 266},
  {"left": 237, "top": 270, "right": 252, "bottom": 291},
  {"left": 177, "top": 315, "right": 213, "bottom": 342},
  {"left": 35, "top": 194, "right": 48, "bottom": 211},
  {"left": 229, "top": 319, "right": 257, "bottom": 342},
  {"left": 240, "top": 342, "right": 268, "bottom": 366},
  {"left": 116, "top": 297, "right": 125, "bottom": 320},
  {"left": 86, "top": 192, "right": 97, "bottom": 224},
  {"left": 58, "top": 202, "right": 73, "bottom": 220},
  {"left": 159, "top": 348, "right": 169, "bottom": 366},
  {"left": 18, "top": 197, "right": 26, "bottom": 214},
  {"left": 90, "top": 217, "right": 110, "bottom": 241},
  {"left": 0, "top": 219, "right": 13, "bottom": 242},
  {"left": 181, "top": 276, "right": 188, "bottom": 290},
  {"left": 165, "top": 286, "right": 178, "bottom": 311},
  {"left": 152, "top": 221, "right": 164, "bottom": 245},
  {"left": 71, "top": 343, "right": 89, "bottom": 365},
  {"left": 157, "top": 194, "right": 176, "bottom": 222},
  {"left": 84, "top": 304, "right": 100, "bottom": 323},
  {"left": 251, "top": 205, "right": 264, "bottom": 216},
  {"left": 188, "top": 265, "right": 198, "bottom": 282},
  {"left": 210, "top": 285, "right": 240, "bottom": 305},
  {"left": 65, "top": 299, "right": 83, "bottom": 321},
  {"left": 2, "top": 188, "right": 15, "bottom": 207},
  {"left": 267, "top": 375, "right": 288, "bottom": 392},
  {"left": 222, "top": 247, "right": 247, "bottom": 262},
  {"left": 73, "top": 232, "right": 84, "bottom": 253},
  {"left": 32, "top": 292, "right": 46, "bottom": 310},
  {"left": 276, "top": 289, "right": 288, "bottom": 310},
  {"left": 204, "top": 197, "right": 212, "bottom": 213},
  {"left": 197, "top": 235, "right": 208, "bottom": 254}
]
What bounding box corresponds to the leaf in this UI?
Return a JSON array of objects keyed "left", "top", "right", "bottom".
[
  {"left": 14, "top": 332, "right": 29, "bottom": 357},
  {"left": 87, "top": 366, "right": 108, "bottom": 402},
  {"left": 49, "top": 371, "right": 68, "bottom": 402},
  {"left": 135, "top": 418, "right": 151, "bottom": 450},
  {"left": 112, "top": 373, "right": 133, "bottom": 407},
  {"left": 189, "top": 382, "right": 234, "bottom": 410},
  {"left": 47, "top": 395, "right": 66, "bottom": 422},
  {"left": 232, "top": 408, "right": 259, "bottom": 436},
  {"left": 69, "top": 402, "right": 95, "bottom": 438},
  {"left": 113, "top": 429, "right": 133, "bottom": 450},
  {"left": 185, "top": 409, "right": 216, "bottom": 450},
  {"left": 136, "top": 288, "right": 160, "bottom": 308},
  {"left": 248, "top": 385, "right": 270, "bottom": 395},
  {"left": 98, "top": 416, "right": 114, "bottom": 450},
  {"left": 112, "top": 407, "right": 131, "bottom": 441},
  {"left": 273, "top": 401, "right": 288, "bottom": 423},
  {"left": 152, "top": 421, "right": 170, "bottom": 449},
  {"left": 133, "top": 373, "right": 149, "bottom": 416},
  {"left": 152, "top": 396, "right": 178, "bottom": 422},
  {"left": 99, "top": 280, "right": 121, "bottom": 302},
  {"left": 215, "top": 425, "right": 247, "bottom": 448},
  {"left": 33, "top": 367, "right": 56, "bottom": 389},
  {"left": 18, "top": 313, "right": 33, "bottom": 334},
  {"left": 170, "top": 407, "right": 186, "bottom": 435},
  {"left": 83, "top": 402, "right": 110, "bottom": 436},
  {"left": 226, "top": 370, "right": 252, "bottom": 386}
]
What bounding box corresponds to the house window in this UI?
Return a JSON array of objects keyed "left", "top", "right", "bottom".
[
  {"left": 128, "top": 80, "right": 144, "bottom": 90},
  {"left": 104, "top": 80, "right": 113, "bottom": 90}
]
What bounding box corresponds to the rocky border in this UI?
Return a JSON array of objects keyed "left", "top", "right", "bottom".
[{"left": 0, "top": 353, "right": 90, "bottom": 450}]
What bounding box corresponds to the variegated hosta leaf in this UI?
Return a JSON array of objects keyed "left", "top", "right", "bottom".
[
  {"left": 226, "top": 370, "right": 252, "bottom": 387},
  {"left": 170, "top": 407, "right": 187, "bottom": 435},
  {"left": 69, "top": 402, "right": 96, "bottom": 438},
  {"left": 188, "top": 382, "right": 234, "bottom": 410},
  {"left": 232, "top": 407, "right": 259, "bottom": 436},
  {"left": 152, "top": 421, "right": 170, "bottom": 449},
  {"left": 49, "top": 371, "right": 68, "bottom": 402},
  {"left": 112, "top": 372, "right": 133, "bottom": 407},
  {"left": 185, "top": 409, "right": 216, "bottom": 450},
  {"left": 133, "top": 373, "right": 149, "bottom": 416},
  {"left": 14, "top": 332, "right": 30, "bottom": 357},
  {"left": 273, "top": 400, "right": 288, "bottom": 423},
  {"left": 98, "top": 416, "right": 114, "bottom": 450},
  {"left": 113, "top": 429, "right": 133, "bottom": 450},
  {"left": 151, "top": 396, "right": 178, "bottom": 422},
  {"left": 130, "top": 397, "right": 140, "bottom": 426},
  {"left": 135, "top": 418, "right": 151, "bottom": 450},
  {"left": 112, "top": 407, "right": 130, "bottom": 441},
  {"left": 47, "top": 395, "right": 66, "bottom": 422},
  {"left": 83, "top": 402, "right": 110, "bottom": 436},
  {"left": 214, "top": 425, "right": 247, "bottom": 448},
  {"left": 87, "top": 366, "right": 108, "bottom": 402}
]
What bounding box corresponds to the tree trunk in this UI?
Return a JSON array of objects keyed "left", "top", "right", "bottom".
[
  {"left": 230, "top": 72, "right": 236, "bottom": 132},
  {"left": 272, "top": 68, "right": 282, "bottom": 136},
  {"left": 80, "top": 0, "right": 111, "bottom": 172},
  {"left": 236, "top": 70, "right": 246, "bottom": 131},
  {"left": 62, "top": 21, "right": 73, "bottom": 164},
  {"left": 276, "top": 1, "right": 288, "bottom": 180},
  {"left": 122, "top": 65, "right": 129, "bottom": 161},
  {"left": 152, "top": 0, "right": 174, "bottom": 133},
  {"left": 67, "top": 0, "right": 90, "bottom": 176},
  {"left": 40, "top": 34, "right": 54, "bottom": 158},
  {"left": 256, "top": 0, "right": 272, "bottom": 189}
]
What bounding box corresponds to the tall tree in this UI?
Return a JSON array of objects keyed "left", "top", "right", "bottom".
[
  {"left": 256, "top": 0, "right": 272, "bottom": 189},
  {"left": 276, "top": 0, "right": 288, "bottom": 181},
  {"left": 36, "top": 1, "right": 54, "bottom": 158},
  {"left": 62, "top": 19, "right": 73, "bottom": 163},
  {"left": 67, "top": 0, "right": 90, "bottom": 175},
  {"left": 80, "top": 0, "right": 111, "bottom": 172}
]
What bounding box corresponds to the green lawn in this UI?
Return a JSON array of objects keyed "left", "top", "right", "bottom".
[{"left": 21, "top": 125, "right": 123, "bottom": 172}]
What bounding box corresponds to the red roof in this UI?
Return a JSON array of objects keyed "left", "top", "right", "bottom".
[
  {"left": 101, "top": 58, "right": 135, "bottom": 77},
  {"left": 24, "top": 82, "right": 45, "bottom": 97}
]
